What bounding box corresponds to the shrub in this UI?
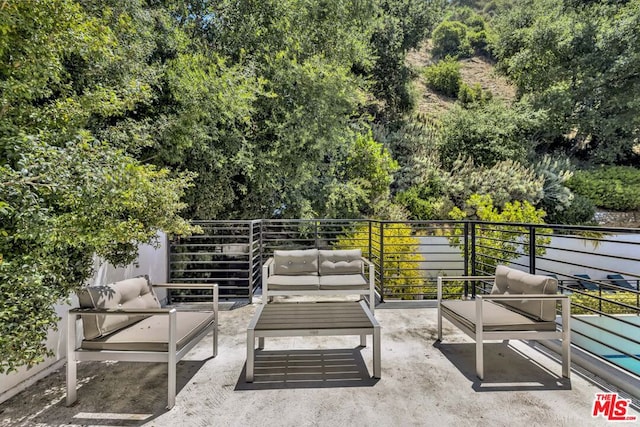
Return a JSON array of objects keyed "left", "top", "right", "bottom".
[
  {"left": 423, "top": 58, "right": 462, "bottom": 97},
  {"left": 431, "top": 21, "right": 472, "bottom": 59},
  {"left": 444, "top": 158, "right": 544, "bottom": 209},
  {"left": 395, "top": 186, "right": 451, "bottom": 220},
  {"left": 571, "top": 291, "right": 640, "bottom": 315},
  {"left": 336, "top": 222, "right": 425, "bottom": 299},
  {"left": 438, "top": 101, "right": 543, "bottom": 168},
  {"left": 546, "top": 194, "right": 596, "bottom": 225},
  {"left": 458, "top": 82, "right": 492, "bottom": 106},
  {"left": 567, "top": 166, "right": 640, "bottom": 211},
  {"left": 532, "top": 155, "right": 575, "bottom": 222}
]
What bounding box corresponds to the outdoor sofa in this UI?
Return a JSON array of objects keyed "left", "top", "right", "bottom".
[
  {"left": 262, "top": 248, "right": 376, "bottom": 312},
  {"left": 66, "top": 276, "right": 218, "bottom": 409},
  {"left": 437, "top": 265, "right": 570, "bottom": 380}
]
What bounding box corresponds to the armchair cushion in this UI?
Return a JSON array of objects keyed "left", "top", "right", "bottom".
[
  {"left": 80, "top": 311, "right": 216, "bottom": 352},
  {"left": 273, "top": 249, "right": 319, "bottom": 276},
  {"left": 318, "top": 249, "right": 362, "bottom": 275},
  {"left": 491, "top": 266, "right": 558, "bottom": 321},
  {"left": 441, "top": 300, "right": 556, "bottom": 332},
  {"left": 77, "top": 276, "right": 160, "bottom": 340}
]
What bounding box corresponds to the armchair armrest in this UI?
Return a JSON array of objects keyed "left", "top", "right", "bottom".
[
  {"left": 153, "top": 283, "right": 218, "bottom": 311},
  {"left": 69, "top": 307, "right": 177, "bottom": 315},
  {"left": 437, "top": 275, "right": 495, "bottom": 301}
]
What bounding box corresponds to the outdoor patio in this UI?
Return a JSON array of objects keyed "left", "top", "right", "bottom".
[{"left": 1, "top": 298, "right": 637, "bottom": 427}]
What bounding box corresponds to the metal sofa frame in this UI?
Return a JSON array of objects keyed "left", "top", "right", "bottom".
[{"left": 66, "top": 283, "right": 218, "bottom": 409}]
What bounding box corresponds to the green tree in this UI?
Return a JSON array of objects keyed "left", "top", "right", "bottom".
[
  {"left": 324, "top": 132, "right": 398, "bottom": 219},
  {"left": 369, "top": 0, "right": 443, "bottom": 118},
  {"left": 438, "top": 100, "right": 543, "bottom": 168},
  {"left": 0, "top": 0, "right": 196, "bottom": 373},
  {"left": 493, "top": 0, "right": 640, "bottom": 164},
  {"left": 447, "top": 194, "right": 550, "bottom": 271}
]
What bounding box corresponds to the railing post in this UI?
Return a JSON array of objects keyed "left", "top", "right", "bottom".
[
  {"left": 379, "top": 221, "right": 385, "bottom": 302},
  {"left": 314, "top": 220, "right": 319, "bottom": 249},
  {"left": 368, "top": 220, "right": 372, "bottom": 260},
  {"left": 166, "top": 232, "right": 173, "bottom": 305},
  {"left": 248, "top": 221, "right": 254, "bottom": 304},
  {"left": 529, "top": 226, "right": 536, "bottom": 274},
  {"left": 470, "top": 222, "right": 476, "bottom": 298},
  {"left": 463, "top": 222, "right": 469, "bottom": 277}
]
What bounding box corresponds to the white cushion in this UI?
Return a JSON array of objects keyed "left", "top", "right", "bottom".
[
  {"left": 318, "top": 249, "right": 362, "bottom": 275},
  {"left": 273, "top": 249, "right": 318, "bottom": 275}
]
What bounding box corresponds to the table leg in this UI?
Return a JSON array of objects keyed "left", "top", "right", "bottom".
[
  {"left": 247, "top": 329, "right": 255, "bottom": 382},
  {"left": 258, "top": 337, "right": 264, "bottom": 349},
  {"left": 373, "top": 327, "right": 381, "bottom": 378}
]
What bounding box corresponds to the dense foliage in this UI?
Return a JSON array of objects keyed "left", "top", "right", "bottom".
[
  {"left": 447, "top": 194, "right": 551, "bottom": 271},
  {"left": 493, "top": 0, "right": 640, "bottom": 164},
  {"left": 567, "top": 166, "right": 640, "bottom": 211},
  {"left": 3, "top": 0, "right": 640, "bottom": 373},
  {"left": 0, "top": 0, "right": 197, "bottom": 373},
  {"left": 336, "top": 223, "right": 424, "bottom": 298}
]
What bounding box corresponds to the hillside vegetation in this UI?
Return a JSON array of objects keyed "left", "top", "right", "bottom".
[{"left": 1, "top": 0, "right": 640, "bottom": 371}]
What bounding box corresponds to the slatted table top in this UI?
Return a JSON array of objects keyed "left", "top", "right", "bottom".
[{"left": 252, "top": 301, "right": 376, "bottom": 331}]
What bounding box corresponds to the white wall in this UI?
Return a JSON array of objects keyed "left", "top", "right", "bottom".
[
  {"left": 0, "top": 234, "right": 168, "bottom": 404},
  {"left": 417, "top": 233, "right": 640, "bottom": 283},
  {"left": 514, "top": 233, "right": 640, "bottom": 283}
]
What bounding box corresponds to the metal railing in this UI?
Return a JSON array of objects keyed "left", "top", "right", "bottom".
[
  {"left": 167, "top": 220, "right": 261, "bottom": 301},
  {"left": 167, "top": 218, "right": 640, "bottom": 376}
]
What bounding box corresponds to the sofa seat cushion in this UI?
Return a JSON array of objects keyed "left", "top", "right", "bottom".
[
  {"left": 81, "top": 311, "right": 215, "bottom": 352},
  {"left": 491, "top": 266, "right": 558, "bottom": 321},
  {"left": 78, "top": 276, "right": 160, "bottom": 340},
  {"left": 319, "top": 274, "right": 368, "bottom": 290},
  {"left": 318, "top": 249, "right": 362, "bottom": 275},
  {"left": 267, "top": 274, "right": 320, "bottom": 290},
  {"left": 441, "top": 300, "right": 556, "bottom": 332},
  {"left": 273, "top": 249, "right": 319, "bottom": 276}
]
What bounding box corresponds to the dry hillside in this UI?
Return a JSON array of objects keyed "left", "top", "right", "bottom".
[{"left": 406, "top": 41, "right": 516, "bottom": 117}]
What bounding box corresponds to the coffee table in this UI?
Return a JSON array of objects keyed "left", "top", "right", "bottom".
[{"left": 246, "top": 301, "right": 381, "bottom": 382}]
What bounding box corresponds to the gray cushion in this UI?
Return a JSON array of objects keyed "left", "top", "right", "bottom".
[
  {"left": 318, "top": 249, "right": 362, "bottom": 275},
  {"left": 319, "top": 274, "right": 368, "bottom": 290},
  {"left": 490, "top": 266, "right": 558, "bottom": 321},
  {"left": 441, "top": 300, "right": 557, "bottom": 332},
  {"left": 78, "top": 276, "right": 160, "bottom": 340},
  {"left": 273, "top": 249, "right": 318, "bottom": 276},
  {"left": 81, "top": 311, "right": 215, "bottom": 352},
  {"left": 266, "top": 275, "right": 320, "bottom": 290}
]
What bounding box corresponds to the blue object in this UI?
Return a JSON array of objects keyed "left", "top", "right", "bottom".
[
  {"left": 607, "top": 274, "right": 637, "bottom": 291},
  {"left": 574, "top": 274, "right": 600, "bottom": 291}
]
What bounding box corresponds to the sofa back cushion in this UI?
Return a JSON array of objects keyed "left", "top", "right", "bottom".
[
  {"left": 491, "top": 265, "right": 558, "bottom": 321},
  {"left": 78, "top": 276, "right": 160, "bottom": 340},
  {"left": 318, "top": 249, "right": 362, "bottom": 275},
  {"left": 273, "top": 249, "right": 319, "bottom": 275}
]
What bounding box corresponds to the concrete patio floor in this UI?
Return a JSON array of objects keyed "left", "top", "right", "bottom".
[{"left": 1, "top": 300, "right": 639, "bottom": 427}]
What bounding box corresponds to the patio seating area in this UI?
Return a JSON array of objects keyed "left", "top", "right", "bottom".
[{"left": 1, "top": 297, "right": 637, "bottom": 426}]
